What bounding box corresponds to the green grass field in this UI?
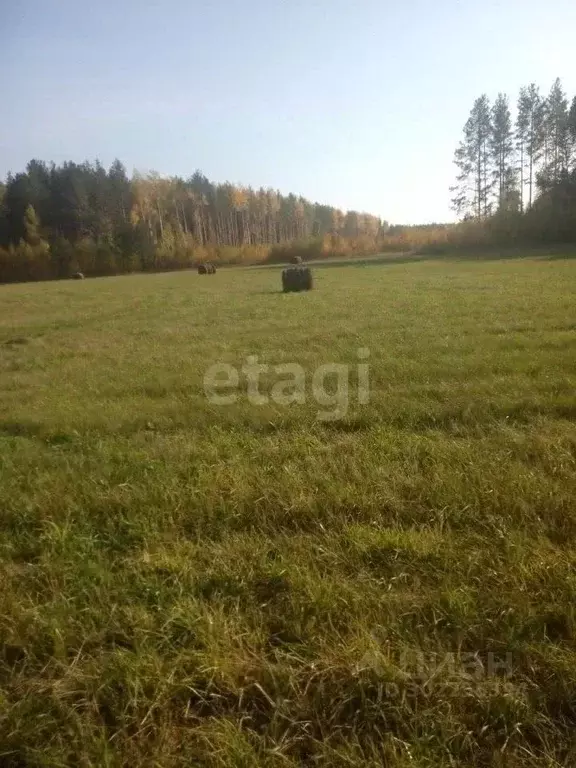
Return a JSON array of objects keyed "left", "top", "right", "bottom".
[{"left": 1, "top": 256, "right": 576, "bottom": 767}]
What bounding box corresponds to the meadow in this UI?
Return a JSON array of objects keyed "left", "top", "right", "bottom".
[{"left": 1, "top": 255, "right": 576, "bottom": 767}]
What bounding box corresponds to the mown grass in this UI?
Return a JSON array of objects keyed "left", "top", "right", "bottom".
[{"left": 1, "top": 256, "right": 576, "bottom": 766}]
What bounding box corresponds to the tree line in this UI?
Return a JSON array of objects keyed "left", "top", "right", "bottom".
[
  {"left": 0, "top": 161, "right": 384, "bottom": 283},
  {"left": 3, "top": 78, "right": 575, "bottom": 287},
  {"left": 450, "top": 78, "right": 576, "bottom": 245}
]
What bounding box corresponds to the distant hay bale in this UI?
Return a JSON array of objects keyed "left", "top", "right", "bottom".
[
  {"left": 71, "top": 272, "right": 85, "bottom": 280},
  {"left": 198, "top": 263, "right": 216, "bottom": 275},
  {"left": 290, "top": 255, "right": 303, "bottom": 264},
  {"left": 282, "top": 265, "right": 313, "bottom": 293}
]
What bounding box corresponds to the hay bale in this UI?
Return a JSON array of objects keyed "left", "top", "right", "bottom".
[
  {"left": 197, "top": 264, "right": 208, "bottom": 275},
  {"left": 71, "top": 272, "right": 85, "bottom": 280},
  {"left": 290, "top": 255, "right": 303, "bottom": 265},
  {"left": 282, "top": 265, "right": 313, "bottom": 293}
]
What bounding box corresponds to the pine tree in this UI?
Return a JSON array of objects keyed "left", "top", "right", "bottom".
[
  {"left": 516, "top": 84, "right": 544, "bottom": 208},
  {"left": 566, "top": 96, "right": 576, "bottom": 172},
  {"left": 451, "top": 95, "right": 493, "bottom": 218},
  {"left": 491, "top": 93, "right": 516, "bottom": 211},
  {"left": 540, "top": 78, "right": 569, "bottom": 189},
  {"left": 516, "top": 89, "right": 528, "bottom": 212},
  {"left": 108, "top": 159, "right": 130, "bottom": 225}
]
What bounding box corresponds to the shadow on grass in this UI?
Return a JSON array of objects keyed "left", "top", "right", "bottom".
[
  {"left": 0, "top": 420, "right": 79, "bottom": 446},
  {"left": 250, "top": 289, "right": 290, "bottom": 296},
  {"left": 311, "top": 253, "right": 434, "bottom": 270},
  {"left": 71, "top": 398, "right": 576, "bottom": 444},
  {"left": 541, "top": 249, "right": 576, "bottom": 260},
  {"left": 319, "top": 416, "right": 375, "bottom": 433},
  {"left": 252, "top": 252, "right": 432, "bottom": 272},
  {"left": 0, "top": 421, "right": 46, "bottom": 439},
  {"left": 3, "top": 337, "right": 32, "bottom": 346},
  {"left": 390, "top": 401, "right": 576, "bottom": 432},
  {"left": 228, "top": 401, "right": 576, "bottom": 438},
  {"left": 250, "top": 244, "right": 576, "bottom": 272}
]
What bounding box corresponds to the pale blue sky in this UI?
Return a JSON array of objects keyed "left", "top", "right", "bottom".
[{"left": 1, "top": 0, "right": 575, "bottom": 224}]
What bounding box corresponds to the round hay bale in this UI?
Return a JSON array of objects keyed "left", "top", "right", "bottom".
[
  {"left": 290, "top": 255, "right": 303, "bottom": 265},
  {"left": 282, "top": 265, "right": 313, "bottom": 293},
  {"left": 71, "top": 272, "right": 85, "bottom": 280},
  {"left": 197, "top": 264, "right": 208, "bottom": 275}
]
